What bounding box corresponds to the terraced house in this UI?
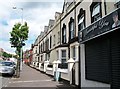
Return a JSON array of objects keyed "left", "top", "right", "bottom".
[{"left": 32, "top": 0, "right": 120, "bottom": 88}]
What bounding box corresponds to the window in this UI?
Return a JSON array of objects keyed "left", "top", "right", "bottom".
[
  {"left": 63, "top": 28, "right": 66, "bottom": 43},
  {"left": 42, "top": 42, "right": 45, "bottom": 51},
  {"left": 50, "top": 36, "right": 52, "bottom": 48},
  {"left": 45, "top": 54, "right": 47, "bottom": 61},
  {"left": 36, "top": 47, "right": 37, "bottom": 53},
  {"left": 45, "top": 38, "right": 49, "bottom": 51},
  {"left": 72, "top": 46, "right": 76, "bottom": 60},
  {"left": 69, "top": 18, "right": 74, "bottom": 40},
  {"left": 78, "top": 15, "right": 85, "bottom": 31},
  {"left": 41, "top": 44, "right": 42, "bottom": 52},
  {"left": 57, "top": 51, "right": 59, "bottom": 60},
  {"left": 39, "top": 45, "right": 41, "bottom": 54},
  {"left": 38, "top": 57, "right": 40, "bottom": 62},
  {"left": 48, "top": 53, "right": 50, "bottom": 61},
  {"left": 90, "top": 2, "right": 102, "bottom": 23},
  {"left": 53, "top": 35, "right": 56, "bottom": 46},
  {"left": 58, "top": 31, "right": 60, "bottom": 44},
  {"left": 62, "top": 24, "right": 66, "bottom": 43},
  {"left": 41, "top": 55, "right": 43, "bottom": 61},
  {"left": 61, "top": 50, "right": 66, "bottom": 63},
  {"left": 78, "top": 8, "right": 85, "bottom": 42}
]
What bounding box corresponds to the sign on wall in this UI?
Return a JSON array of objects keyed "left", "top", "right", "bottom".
[{"left": 79, "top": 8, "right": 120, "bottom": 43}]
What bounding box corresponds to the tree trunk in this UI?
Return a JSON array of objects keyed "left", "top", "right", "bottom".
[{"left": 16, "top": 59, "right": 20, "bottom": 78}]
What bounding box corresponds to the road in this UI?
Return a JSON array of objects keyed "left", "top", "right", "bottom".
[{"left": 0, "top": 75, "right": 12, "bottom": 88}]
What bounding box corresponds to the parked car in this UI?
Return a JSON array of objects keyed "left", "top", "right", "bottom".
[{"left": 0, "top": 61, "right": 15, "bottom": 76}]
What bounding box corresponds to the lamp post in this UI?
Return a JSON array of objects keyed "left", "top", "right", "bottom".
[{"left": 13, "top": 7, "right": 24, "bottom": 71}]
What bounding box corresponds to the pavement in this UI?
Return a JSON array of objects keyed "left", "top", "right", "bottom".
[{"left": 1, "top": 64, "right": 78, "bottom": 89}]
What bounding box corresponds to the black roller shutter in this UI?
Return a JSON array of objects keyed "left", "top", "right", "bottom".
[
  {"left": 110, "top": 30, "right": 120, "bottom": 89},
  {"left": 85, "top": 35, "right": 110, "bottom": 83}
]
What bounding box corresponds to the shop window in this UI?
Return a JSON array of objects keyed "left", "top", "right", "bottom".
[
  {"left": 62, "top": 24, "right": 66, "bottom": 44},
  {"left": 90, "top": 2, "right": 102, "bottom": 23},
  {"left": 69, "top": 18, "right": 75, "bottom": 40}
]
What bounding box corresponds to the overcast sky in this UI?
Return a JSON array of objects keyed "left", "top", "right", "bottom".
[{"left": 0, "top": 0, "right": 63, "bottom": 54}]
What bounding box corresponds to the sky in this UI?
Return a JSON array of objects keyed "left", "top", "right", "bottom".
[{"left": 0, "top": 0, "right": 64, "bottom": 54}]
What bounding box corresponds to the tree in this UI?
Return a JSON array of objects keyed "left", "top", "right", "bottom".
[
  {"left": 10, "top": 22, "right": 29, "bottom": 77},
  {"left": 2, "top": 52, "right": 12, "bottom": 58}
]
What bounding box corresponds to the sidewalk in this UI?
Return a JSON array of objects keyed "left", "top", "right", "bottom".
[{"left": 4, "top": 64, "right": 78, "bottom": 88}]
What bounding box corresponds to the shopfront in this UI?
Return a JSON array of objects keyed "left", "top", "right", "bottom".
[{"left": 79, "top": 7, "right": 120, "bottom": 89}]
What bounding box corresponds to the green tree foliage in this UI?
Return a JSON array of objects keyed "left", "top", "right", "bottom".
[
  {"left": 10, "top": 22, "right": 29, "bottom": 55},
  {"left": 2, "top": 52, "right": 12, "bottom": 58},
  {"left": 9, "top": 22, "right": 29, "bottom": 77}
]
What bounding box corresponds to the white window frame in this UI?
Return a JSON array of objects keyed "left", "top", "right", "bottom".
[
  {"left": 73, "top": 46, "right": 76, "bottom": 60},
  {"left": 53, "top": 35, "right": 56, "bottom": 46},
  {"left": 63, "top": 27, "right": 66, "bottom": 43},
  {"left": 92, "top": 3, "right": 101, "bottom": 22},
  {"left": 70, "top": 21, "right": 74, "bottom": 39},
  {"left": 78, "top": 15, "right": 85, "bottom": 31},
  {"left": 61, "top": 50, "right": 66, "bottom": 63},
  {"left": 58, "top": 31, "right": 60, "bottom": 43}
]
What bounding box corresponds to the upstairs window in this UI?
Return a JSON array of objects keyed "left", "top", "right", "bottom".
[
  {"left": 47, "top": 39, "right": 49, "bottom": 50},
  {"left": 58, "top": 31, "right": 60, "bottom": 44},
  {"left": 39, "top": 45, "right": 40, "bottom": 54},
  {"left": 69, "top": 18, "right": 75, "bottom": 40},
  {"left": 41, "top": 44, "right": 42, "bottom": 52},
  {"left": 50, "top": 36, "right": 52, "bottom": 48},
  {"left": 78, "top": 15, "right": 85, "bottom": 31},
  {"left": 90, "top": 2, "right": 102, "bottom": 23},
  {"left": 42, "top": 42, "right": 45, "bottom": 51},
  {"left": 62, "top": 24, "right": 66, "bottom": 44},
  {"left": 78, "top": 8, "right": 85, "bottom": 42},
  {"left": 53, "top": 35, "right": 56, "bottom": 46}
]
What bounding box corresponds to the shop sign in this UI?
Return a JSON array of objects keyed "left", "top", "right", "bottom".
[{"left": 79, "top": 8, "right": 120, "bottom": 43}]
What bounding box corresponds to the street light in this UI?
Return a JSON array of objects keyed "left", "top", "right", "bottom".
[{"left": 13, "top": 6, "right": 24, "bottom": 71}]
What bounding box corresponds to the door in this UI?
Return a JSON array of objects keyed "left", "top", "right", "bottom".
[{"left": 72, "top": 64, "right": 75, "bottom": 85}]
